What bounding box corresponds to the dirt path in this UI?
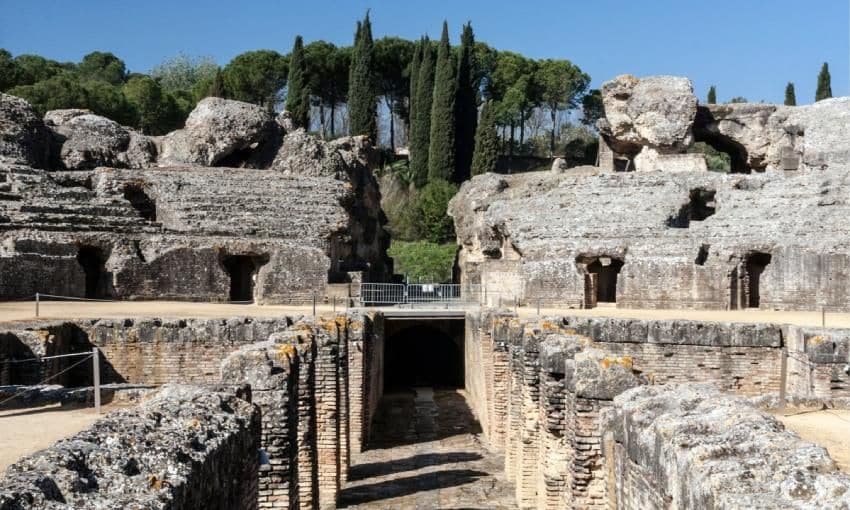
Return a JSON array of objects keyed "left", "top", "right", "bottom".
[
  {"left": 2, "top": 300, "right": 849, "bottom": 328},
  {"left": 340, "top": 389, "right": 516, "bottom": 509},
  {"left": 0, "top": 404, "right": 112, "bottom": 472},
  {"left": 775, "top": 410, "right": 850, "bottom": 473}
]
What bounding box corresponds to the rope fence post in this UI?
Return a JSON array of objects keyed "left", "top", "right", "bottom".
[
  {"left": 312, "top": 292, "right": 317, "bottom": 319},
  {"left": 92, "top": 347, "right": 101, "bottom": 414},
  {"left": 778, "top": 347, "right": 788, "bottom": 411},
  {"left": 333, "top": 295, "right": 337, "bottom": 314},
  {"left": 35, "top": 292, "right": 39, "bottom": 317}
]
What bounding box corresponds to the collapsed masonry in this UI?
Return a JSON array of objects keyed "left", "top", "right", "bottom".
[
  {"left": 450, "top": 75, "right": 850, "bottom": 311},
  {"left": 0, "top": 94, "right": 391, "bottom": 303}
]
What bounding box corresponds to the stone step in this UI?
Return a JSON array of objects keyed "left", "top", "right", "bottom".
[{"left": 20, "top": 204, "right": 140, "bottom": 218}]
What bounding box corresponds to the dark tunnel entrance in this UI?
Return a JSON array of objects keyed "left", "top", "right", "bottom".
[
  {"left": 221, "top": 254, "right": 269, "bottom": 302},
  {"left": 76, "top": 246, "right": 110, "bottom": 299},
  {"left": 383, "top": 318, "right": 465, "bottom": 391},
  {"left": 580, "top": 256, "right": 625, "bottom": 306}
]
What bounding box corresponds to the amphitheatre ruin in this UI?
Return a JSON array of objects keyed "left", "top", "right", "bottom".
[{"left": 1, "top": 71, "right": 850, "bottom": 510}]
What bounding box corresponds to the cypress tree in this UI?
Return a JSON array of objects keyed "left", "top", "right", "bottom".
[
  {"left": 427, "top": 21, "right": 457, "bottom": 183},
  {"left": 285, "top": 35, "right": 309, "bottom": 129},
  {"left": 208, "top": 69, "right": 225, "bottom": 98},
  {"left": 816, "top": 62, "right": 832, "bottom": 101},
  {"left": 471, "top": 101, "right": 499, "bottom": 176},
  {"left": 454, "top": 22, "right": 477, "bottom": 183},
  {"left": 410, "top": 37, "right": 434, "bottom": 188},
  {"left": 348, "top": 12, "right": 378, "bottom": 142},
  {"left": 784, "top": 82, "right": 797, "bottom": 106},
  {"left": 707, "top": 85, "right": 717, "bottom": 104},
  {"left": 408, "top": 40, "right": 422, "bottom": 154}
]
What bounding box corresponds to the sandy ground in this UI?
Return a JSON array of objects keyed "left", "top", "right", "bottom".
[
  {"left": 1, "top": 299, "right": 848, "bottom": 328},
  {"left": 0, "top": 403, "right": 113, "bottom": 472},
  {"left": 775, "top": 410, "right": 850, "bottom": 472}
]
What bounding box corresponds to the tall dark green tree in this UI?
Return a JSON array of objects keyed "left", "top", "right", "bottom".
[
  {"left": 222, "top": 50, "right": 288, "bottom": 108},
  {"left": 454, "top": 22, "right": 477, "bottom": 183},
  {"left": 816, "top": 62, "right": 832, "bottom": 101},
  {"left": 427, "top": 21, "right": 457, "bottom": 182},
  {"left": 408, "top": 41, "right": 422, "bottom": 144},
  {"left": 208, "top": 69, "right": 225, "bottom": 98},
  {"left": 347, "top": 12, "right": 378, "bottom": 142},
  {"left": 410, "top": 37, "right": 434, "bottom": 188},
  {"left": 471, "top": 101, "right": 499, "bottom": 176},
  {"left": 784, "top": 82, "right": 796, "bottom": 106},
  {"left": 707, "top": 85, "right": 717, "bottom": 104},
  {"left": 286, "top": 35, "right": 310, "bottom": 129}
]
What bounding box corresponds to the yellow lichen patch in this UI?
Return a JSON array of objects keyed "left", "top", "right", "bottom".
[
  {"left": 185, "top": 418, "right": 201, "bottom": 430},
  {"left": 295, "top": 323, "right": 314, "bottom": 334},
  {"left": 541, "top": 321, "right": 559, "bottom": 332},
  {"left": 563, "top": 328, "right": 577, "bottom": 335},
  {"left": 148, "top": 474, "right": 164, "bottom": 490},
  {"left": 808, "top": 335, "right": 827, "bottom": 345},
  {"left": 275, "top": 344, "right": 297, "bottom": 360},
  {"left": 600, "top": 356, "right": 634, "bottom": 370}
]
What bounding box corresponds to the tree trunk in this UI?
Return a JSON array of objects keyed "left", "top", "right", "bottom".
[
  {"left": 388, "top": 97, "right": 396, "bottom": 152},
  {"left": 519, "top": 110, "right": 525, "bottom": 146},
  {"left": 550, "top": 107, "right": 557, "bottom": 156},
  {"left": 330, "top": 104, "right": 336, "bottom": 137},
  {"left": 319, "top": 103, "right": 326, "bottom": 139},
  {"left": 509, "top": 121, "right": 515, "bottom": 156}
]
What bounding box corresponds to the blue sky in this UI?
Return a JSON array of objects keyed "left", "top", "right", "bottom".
[{"left": 1, "top": 0, "right": 847, "bottom": 104}]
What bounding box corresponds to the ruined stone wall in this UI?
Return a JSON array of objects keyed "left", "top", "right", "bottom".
[
  {"left": 603, "top": 384, "right": 850, "bottom": 509},
  {"left": 0, "top": 385, "right": 261, "bottom": 510},
  {"left": 785, "top": 325, "right": 850, "bottom": 399}
]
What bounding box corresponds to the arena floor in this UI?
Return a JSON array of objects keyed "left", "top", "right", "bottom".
[{"left": 0, "top": 299, "right": 848, "bottom": 328}]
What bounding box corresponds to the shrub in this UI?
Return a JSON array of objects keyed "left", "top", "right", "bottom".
[{"left": 388, "top": 241, "right": 456, "bottom": 282}]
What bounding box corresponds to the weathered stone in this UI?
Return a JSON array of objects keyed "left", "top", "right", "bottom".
[
  {"left": 597, "top": 75, "right": 697, "bottom": 155},
  {"left": 603, "top": 384, "right": 850, "bottom": 509},
  {"left": 158, "top": 98, "right": 277, "bottom": 166},
  {"left": 45, "top": 109, "right": 156, "bottom": 169},
  {"left": 0, "top": 384, "right": 260, "bottom": 510},
  {"left": 0, "top": 93, "right": 52, "bottom": 168}
]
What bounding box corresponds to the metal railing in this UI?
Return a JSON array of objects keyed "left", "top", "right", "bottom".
[{"left": 358, "top": 283, "right": 478, "bottom": 305}]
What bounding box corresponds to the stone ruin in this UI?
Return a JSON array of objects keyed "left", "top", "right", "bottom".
[
  {"left": 1, "top": 77, "right": 850, "bottom": 509},
  {"left": 0, "top": 94, "right": 391, "bottom": 303},
  {"left": 449, "top": 74, "right": 850, "bottom": 311}
]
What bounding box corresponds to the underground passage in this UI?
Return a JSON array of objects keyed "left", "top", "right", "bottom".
[
  {"left": 76, "top": 246, "right": 110, "bottom": 299},
  {"left": 221, "top": 254, "right": 268, "bottom": 302},
  {"left": 382, "top": 318, "right": 465, "bottom": 391}
]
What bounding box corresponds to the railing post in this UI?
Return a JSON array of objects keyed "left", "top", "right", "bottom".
[
  {"left": 92, "top": 347, "right": 101, "bottom": 415},
  {"left": 312, "top": 292, "right": 317, "bottom": 319},
  {"left": 778, "top": 348, "right": 788, "bottom": 411},
  {"left": 333, "top": 295, "right": 337, "bottom": 313},
  {"left": 35, "top": 292, "right": 39, "bottom": 318},
  {"left": 537, "top": 297, "right": 541, "bottom": 316}
]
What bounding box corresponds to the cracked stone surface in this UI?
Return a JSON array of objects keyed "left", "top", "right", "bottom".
[{"left": 340, "top": 388, "right": 517, "bottom": 509}]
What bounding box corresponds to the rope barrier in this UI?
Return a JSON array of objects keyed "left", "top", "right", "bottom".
[
  {"left": 3, "top": 351, "right": 95, "bottom": 364},
  {"left": 37, "top": 293, "right": 116, "bottom": 302},
  {"left": 0, "top": 353, "right": 94, "bottom": 408}
]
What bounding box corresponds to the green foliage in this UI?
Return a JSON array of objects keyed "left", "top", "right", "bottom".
[
  {"left": 81, "top": 79, "right": 135, "bottom": 125},
  {"left": 348, "top": 12, "right": 378, "bottom": 142},
  {"left": 11, "top": 54, "right": 66, "bottom": 87},
  {"left": 222, "top": 50, "right": 288, "bottom": 108},
  {"left": 707, "top": 85, "right": 717, "bottom": 104},
  {"left": 471, "top": 101, "right": 499, "bottom": 175},
  {"left": 410, "top": 37, "right": 434, "bottom": 187},
  {"left": 388, "top": 241, "right": 457, "bottom": 282},
  {"left": 151, "top": 53, "right": 217, "bottom": 93},
  {"left": 427, "top": 21, "right": 457, "bottom": 183},
  {"left": 728, "top": 96, "right": 748, "bottom": 104},
  {"left": 454, "top": 22, "right": 477, "bottom": 183},
  {"left": 690, "top": 142, "right": 730, "bottom": 172},
  {"left": 374, "top": 36, "right": 415, "bottom": 150},
  {"left": 0, "top": 49, "right": 17, "bottom": 91},
  {"left": 304, "top": 41, "right": 349, "bottom": 137},
  {"left": 581, "top": 89, "right": 603, "bottom": 127},
  {"left": 207, "top": 69, "right": 226, "bottom": 98},
  {"left": 286, "top": 35, "right": 310, "bottom": 128},
  {"left": 536, "top": 58, "right": 589, "bottom": 154},
  {"left": 408, "top": 41, "right": 422, "bottom": 147},
  {"left": 418, "top": 178, "right": 458, "bottom": 243},
  {"left": 816, "top": 62, "right": 832, "bottom": 101},
  {"left": 8, "top": 72, "right": 88, "bottom": 114},
  {"left": 77, "top": 51, "right": 126, "bottom": 85},
  {"left": 784, "top": 82, "right": 796, "bottom": 106},
  {"left": 122, "top": 76, "right": 182, "bottom": 135}
]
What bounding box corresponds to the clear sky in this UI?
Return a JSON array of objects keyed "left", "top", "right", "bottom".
[{"left": 1, "top": 0, "right": 847, "bottom": 105}]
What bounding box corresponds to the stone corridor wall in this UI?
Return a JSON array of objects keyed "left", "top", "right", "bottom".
[{"left": 470, "top": 313, "right": 850, "bottom": 509}]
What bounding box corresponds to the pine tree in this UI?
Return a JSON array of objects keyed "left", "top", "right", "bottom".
[
  {"left": 784, "top": 82, "right": 797, "bottom": 106},
  {"left": 454, "top": 22, "right": 477, "bottom": 183},
  {"left": 471, "top": 101, "right": 499, "bottom": 176},
  {"left": 410, "top": 37, "right": 434, "bottom": 188},
  {"left": 285, "top": 35, "right": 309, "bottom": 129},
  {"left": 427, "top": 21, "right": 457, "bottom": 183},
  {"left": 707, "top": 85, "right": 717, "bottom": 104},
  {"left": 208, "top": 69, "right": 225, "bottom": 98},
  {"left": 347, "top": 12, "right": 378, "bottom": 142},
  {"left": 816, "top": 62, "right": 832, "bottom": 101}
]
